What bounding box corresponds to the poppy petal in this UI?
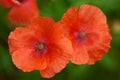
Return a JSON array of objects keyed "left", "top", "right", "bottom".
[
  {"left": 8, "top": 0, "right": 39, "bottom": 24},
  {"left": 8, "top": 27, "right": 38, "bottom": 54},
  {"left": 29, "top": 17, "right": 55, "bottom": 27},
  {"left": 87, "top": 30, "right": 111, "bottom": 64},
  {"left": 28, "top": 17, "right": 66, "bottom": 42},
  {"left": 40, "top": 66, "right": 55, "bottom": 78},
  {"left": 28, "top": 17, "right": 55, "bottom": 34},
  {"left": 12, "top": 48, "right": 47, "bottom": 72},
  {"left": 78, "top": 4, "right": 107, "bottom": 30},
  {"left": 60, "top": 6, "right": 79, "bottom": 30},
  {"left": 71, "top": 45, "right": 89, "bottom": 64},
  {"left": 40, "top": 37, "right": 73, "bottom": 78}
]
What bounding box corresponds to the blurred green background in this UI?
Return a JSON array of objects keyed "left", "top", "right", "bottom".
[{"left": 0, "top": 0, "right": 120, "bottom": 80}]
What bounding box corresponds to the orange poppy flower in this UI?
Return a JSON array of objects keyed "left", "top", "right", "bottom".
[
  {"left": 0, "top": 0, "right": 39, "bottom": 25},
  {"left": 8, "top": 17, "right": 73, "bottom": 78},
  {"left": 59, "top": 4, "right": 112, "bottom": 65}
]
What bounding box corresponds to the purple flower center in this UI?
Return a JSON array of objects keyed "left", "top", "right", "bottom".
[{"left": 73, "top": 31, "right": 87, "bottom": 43}]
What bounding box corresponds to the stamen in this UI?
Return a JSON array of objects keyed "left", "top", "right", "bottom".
[
  {"left": 38, "top": 43, "right": 45, "bottom": 51},
  {"left": 34, "top": 42, "right": 47, "bottom": 56},
  {"left": 34, "top": 42, "right": 46, "bottom": 57},
  {"left": 78, "top": 32, "right": 86, "bottom": 39}
]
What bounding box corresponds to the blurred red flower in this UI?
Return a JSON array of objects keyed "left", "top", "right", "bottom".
[
  {"left": 0, "top": 0, "right": 13, "bottom": 8},
  {"left": 0, "top": 0, "right": 39, "bottom": 25},
  {"left": 59, "top": 4, "right": 112, "bottom": 65},
  {"left": 8, "top": 17, "right": 73, "bottom": 78}
]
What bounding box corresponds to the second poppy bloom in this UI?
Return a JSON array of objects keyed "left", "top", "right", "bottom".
[
  {"left": 8, "top": 17, "right": 73, "bottom": 78},
  {"left": 60, "top": 4, "right": 112, "bottom": 65}
]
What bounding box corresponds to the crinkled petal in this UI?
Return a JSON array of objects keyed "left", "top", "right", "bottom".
[
  {"left": 12, "top": 48, "right": 47, "bottom": 72},
  {"left": 28, "top": 17, "right": 55, "bottom": 39},
  {"left": 88, "top": 44, "right": 110, "bottom": 64},
  {"left": 40, "top": 66, "right": 55, "bottom": 78},
  {"left": 29, "top": 17, "right": 55, "bottom": 27},
  {"left": 40, "top": 37, "right": 73, "bottom": 78},
  {"left": 79, "top": 4, "right": 107, "bottom": 32},
  {"left": 71, "top": 45, "right": 89, "bottom": 64},
  {"left": 87, "top": 30, "right": 111, "bottom": 64},
  {"left": 8, "top": 27, "right": 39, "bottom": 54},
  {"left": 60, "top": 6, "right": 79, "bottom": 30}
]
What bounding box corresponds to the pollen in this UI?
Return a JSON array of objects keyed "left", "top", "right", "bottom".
[
  {"left": 35, "top": 42, "right": 46, "bottom": 53},
  {"left": 38, "top": 43, "right": 45, "bottom": 50},
  {"left": 77, "top": 32, "right": 86, "bottom": 39}
]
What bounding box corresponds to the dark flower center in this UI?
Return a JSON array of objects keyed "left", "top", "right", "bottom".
[
  {"left": 35, "top": 42, "right": 46, "bottom": 52},
  {"left": 77, "top": 32, "right": 86, "bottom": 39},
  {"left": 16, "top": 0, "right": 24, "bottom": 3},
  {"left": 38, "top": 43, "right": 45, "bottom": 51}
]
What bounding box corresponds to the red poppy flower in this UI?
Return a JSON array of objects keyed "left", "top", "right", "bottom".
[
  {"left": 59, "top": 4, "right": 112, "bottom": 65},
  {"left": 8, "top": 17, "right": 73, "bottom": 78},
  {"left": 0, "top": 0, "right": 13, "bottom": 8},
  {"left": 0, "top": 0, "right": 39, "bottom": 25}
]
